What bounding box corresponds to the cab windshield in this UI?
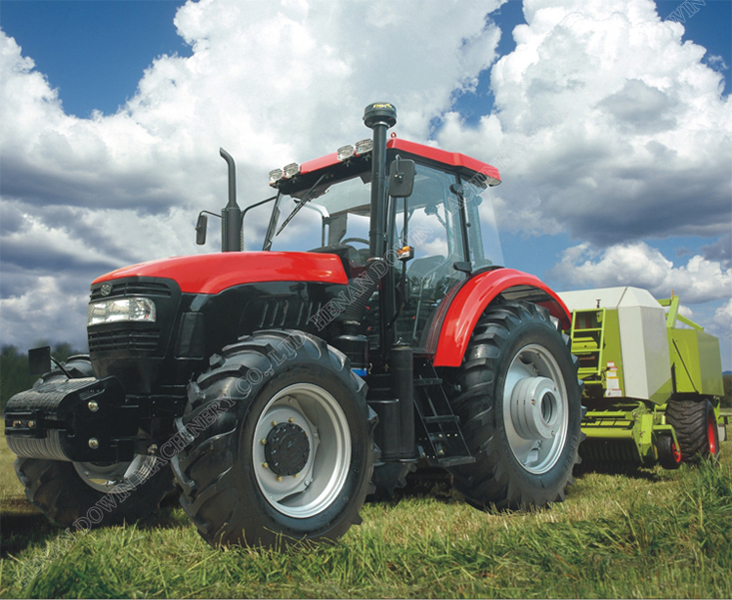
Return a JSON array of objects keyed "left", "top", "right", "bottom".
[
  {"left": 263, "top": 163, "right": 504, "bottom": 271},
  {"left": 264, "top": 172, "right": 373, "bottom": 266}
]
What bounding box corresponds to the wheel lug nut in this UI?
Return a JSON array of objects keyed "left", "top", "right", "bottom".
[
  {"left": 288, "top": 417, "right": 295, "bottom": 423},
  {"left": 276, "top": 476, "right": 283, "bottom": 482},
  {"left": 271, "top": 420, "right": 278, "bottom": 427},
  {"left": 260, "top": 439, "right": 267, "bottom": 445},
  {"left": 262, "top": 462, "right": 268, "bottom": 469}
]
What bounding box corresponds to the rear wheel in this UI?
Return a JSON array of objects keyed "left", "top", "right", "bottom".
[
  {"left": 666, "top": 398, "right": 719, "bottom": 463},
  {"left": 15, "top": 355, "right": 174, "bottom": 528},
  {"left": 171, "top": 330, "right": 377, "bottom": 547},
  {"left": 448, "top": 301, "right": 582, "bottom": 510}
]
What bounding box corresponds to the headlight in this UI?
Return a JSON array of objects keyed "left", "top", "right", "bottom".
[{"left": 87, "top": 297, "right": 156, "bottom": 326}]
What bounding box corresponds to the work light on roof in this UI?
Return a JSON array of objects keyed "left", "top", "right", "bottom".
[
  {"left": 268, "top": 168, "right": 284, "bottom": 185},
  {"left": 354, "top": 139, "right": 373, "bottom": 155},
  {"left": 337, "top": 145, "right": 355, "bottom": 161},
  {"left": 283, "top": 163, "right": 300, "bottom": 179}
]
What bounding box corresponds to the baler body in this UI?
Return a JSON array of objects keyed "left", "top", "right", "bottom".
[{"left": 559, "top": 286, "right": 726, "bottom": 467}]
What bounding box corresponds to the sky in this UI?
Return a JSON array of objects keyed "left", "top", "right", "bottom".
[{"left": 0, "top": 0, "right": 730, "bottom": 368}]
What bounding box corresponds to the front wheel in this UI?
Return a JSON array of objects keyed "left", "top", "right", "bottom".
[
  {"left": 172, "top": 330, "right": 377, "bottom": 547},
  {"left": 447, "top": 301, "right": 582, "bottom": 510},
  {"left": 16, "top": 355, "right": 174, "bottom": 528}
]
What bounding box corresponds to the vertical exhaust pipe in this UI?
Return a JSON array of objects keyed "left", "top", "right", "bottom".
[
  {"left": 363, "top": 103, "right": 397, "bottom": 259},
  {"left": 220, "top": 148, "right": 242, "bottom": 252},
  {"left": 363, "top": 103, "right": 397, "bottom": 354}
]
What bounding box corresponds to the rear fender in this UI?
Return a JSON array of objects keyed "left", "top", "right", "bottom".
[{"left": 431, "top": 268, "right": 571, "bottom": 367}]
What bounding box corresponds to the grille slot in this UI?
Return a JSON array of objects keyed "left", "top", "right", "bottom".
[
  {"left": 88, "top": 328, "right": 161, "bottom": 352},
  {"left": 91, "top": 281, "right": 172, "bottom": 300}
]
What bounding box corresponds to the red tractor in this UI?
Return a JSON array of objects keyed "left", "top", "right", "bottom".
[{"left": 6, "top": 103, "right": 582, "bottom": 547}]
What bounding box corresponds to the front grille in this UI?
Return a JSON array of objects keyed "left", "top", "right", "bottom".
[
  {"left": 90, "top": 281, "right": 172, "bottom": 300},
  {"left": 88, "top": 328, "right": 161, "bottom": 352}
]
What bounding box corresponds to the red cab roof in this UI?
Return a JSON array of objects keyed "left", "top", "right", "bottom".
[{"left": 297, "top": 138, "right": 501, "bottom": 185}]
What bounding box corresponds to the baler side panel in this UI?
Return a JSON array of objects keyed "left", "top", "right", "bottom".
[{"left": 669, "top": 328, "right": 724, "bottom": 396}]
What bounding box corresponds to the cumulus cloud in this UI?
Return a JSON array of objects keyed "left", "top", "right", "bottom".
[
  {"left": 0, "top": 0, "right": 729, "bottom": 364},
  {"left": 550, "top": 241, "right": 732, "bottom": 304},
  {"left": 437, "top": 0, "right": 732, "bottom": 245}
]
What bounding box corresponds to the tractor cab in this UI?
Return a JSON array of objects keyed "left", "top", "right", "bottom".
[{"left": 264, "top": 137, "right": 504, "bottom": 352}]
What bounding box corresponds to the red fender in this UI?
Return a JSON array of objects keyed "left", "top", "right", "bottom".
[{"left": 431, "top": 268, "right": 571, "bottom": 367}]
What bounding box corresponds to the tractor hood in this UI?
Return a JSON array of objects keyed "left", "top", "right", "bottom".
[{"left": 92, "top": 252, "right": 349, "bottom": 294}]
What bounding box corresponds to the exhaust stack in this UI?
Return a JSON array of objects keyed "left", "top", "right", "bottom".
[{"left": 220, "top": 148, "right": 243, "bottom": 252}]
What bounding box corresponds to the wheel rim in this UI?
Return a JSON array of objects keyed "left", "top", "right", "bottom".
[
  {"left": 253, "top": 383, "right": 351, "bottom": 519},
  {"left": 503, "top": 343, "right": 569, "bottom": 475},
  {"left": 74, "top": 455, "right": 159, "bottom": 494},
  {"left": 707, "top": 411, "right": 718, "bottom": 456},
  {"left": 672, "top": 438, "right": 682, "bottom": 464}
]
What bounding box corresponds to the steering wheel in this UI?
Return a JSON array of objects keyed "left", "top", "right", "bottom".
[{"left": 341, "top": 237, "right": 369, "bottom": 246}]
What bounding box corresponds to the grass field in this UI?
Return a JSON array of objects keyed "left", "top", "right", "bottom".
[{"left": 1, "top": 427, "right": 731, "bottom": 599}]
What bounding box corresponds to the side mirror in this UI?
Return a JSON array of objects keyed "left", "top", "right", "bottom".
[
  {"left": 196, "top": 213, "right": 208, "bottom": 245},
  {"left": 29, "top": 346, "right": 52, "bottom": 376},
  {"left": 388, "top": 158, "right": 415, "bottom": 198}
]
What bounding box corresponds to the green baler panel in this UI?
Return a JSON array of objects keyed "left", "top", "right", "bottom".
[{"left": 669, "top": 328, "right": 724, "bottom": 395}]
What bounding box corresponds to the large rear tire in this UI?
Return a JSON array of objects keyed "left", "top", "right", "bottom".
[
  {"left": 666, "top": 397, "right": 719, "bottom": 463},
  {"left": 447, "top": 301, "right": 582, "bottom": 510},
  {"left": 16, "top": 355, "right": 174, "bottom": 528},
  {"left": 171, "top": 330, "right": 377, "bottom": 548}
]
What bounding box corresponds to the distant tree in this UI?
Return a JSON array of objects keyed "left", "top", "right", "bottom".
[
  {"left": 723, "top": 373, "right": 732, "bottom": 409},
  {"left": 1, "top": 344, "right": 82, "bottom": 414}
]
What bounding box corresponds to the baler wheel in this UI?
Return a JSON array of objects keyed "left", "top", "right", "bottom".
[
  {"left": 657, "top": 434, "right": 682, "bottom": 470},
  {"left": 171, "top": 330, "right": 377, "bottom": 548},
  {"left": 447, "top": 301, "right": 582, "bottom": 510},
  {"left": 666, "top": 398, "right": 720, "bottom": 463},
  {"left": 15, "top": 356, "right": 174, "bottom": 529}
]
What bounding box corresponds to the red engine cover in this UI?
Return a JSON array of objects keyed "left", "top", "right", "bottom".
[{"left": 93, "top": 252, "right": 349, "bottom": 294}]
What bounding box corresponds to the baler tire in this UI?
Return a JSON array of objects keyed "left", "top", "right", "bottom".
[
  {"left": 666, "top": 398, "right": 719, "bottom": 463},
  {"left": 16, "top": 357, "right": 175, "bottom": 529},
  {"left": 171, "top": 330, "right": 377, "bottom": 548},
  {"left": 657, "top": 434, "right": 682, "bottom": 470},
  {"left": 447, "top": 301, "right": 582, "bottom": 510}
]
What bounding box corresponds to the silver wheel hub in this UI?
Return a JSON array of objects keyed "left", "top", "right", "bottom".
[
  {"left": 510, "top": 376, "right": 563, "bottom": 441},
  {"left": 74, "top": 454, "right": 158, "bottom": 494},
  {"left": 253, "top": 383, "right": 351, "bottom": 519},
  {"left": 503, "top": 344, "right": 569, "bottom": 475}
]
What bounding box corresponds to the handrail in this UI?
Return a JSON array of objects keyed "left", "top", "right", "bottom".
[{"left": 657, "top": 296, "right": 704, "bottom": 331}]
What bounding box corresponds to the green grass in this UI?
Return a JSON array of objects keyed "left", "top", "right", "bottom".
[{"left": 1, "top": 429, "right": 731, "bottom": 598}]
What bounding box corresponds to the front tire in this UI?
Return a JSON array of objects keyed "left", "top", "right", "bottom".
[
  {"left": 172, "top": 330, "right": 377, "bottom": 547},
  {"left": 15, "top": 354, "right": 175, "bottom": 528},
  {"left": 448, "top": 301, "right": 582, "bottom": 510}
]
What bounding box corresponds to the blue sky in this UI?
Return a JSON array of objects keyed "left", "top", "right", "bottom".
[{"left": 0, "top": 0, "right": 730, "bottom": 367}]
